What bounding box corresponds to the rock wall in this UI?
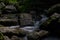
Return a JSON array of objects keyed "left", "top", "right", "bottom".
[{"left": 20, "top": 13, "right": 34, "bottom": 26}]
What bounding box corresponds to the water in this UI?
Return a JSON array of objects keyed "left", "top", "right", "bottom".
[
  {"left": 9, "top": 15, "right": 60, "bottom": 40},
  {"left": 20, "top": 15, "right": 48, "bottom": 32},
  {"left": 9, "top": 15, "right": 48, "bottom": 40},
  {"left": 9, "top": 25, "right": 19, "bottom": 28},
  {"left": 20, "top": 15, "right": 48, "bottom": 40},
  {"left": 20, "top": 26, "right": 34, "bottom": 32},
  {"left": 33, "top": 15, "right": 48, "bottom": 31}
]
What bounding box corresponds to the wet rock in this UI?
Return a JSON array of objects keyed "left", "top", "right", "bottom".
[
  {"left": 0, "top": 2, "right": 5, "bottom": 9},
  {"left": 2, "top": 4, "right": 17, "bottom": 14},
  {"left": 0, "top": 21, "right": 18, "bottom": 26},
  {"left": 4, "top": 36, "right": 11, "bottom": 40},
  {"left": 0, "top": 25, "right": 5, "bottom": 27},
  {"left": 36, "top": 30, "right": 48, "bottom": 37},
  {"left": 5, "top": 5, "right": 16, "bottom": 10},
  {"left": 0, "top": 27, "right": 26, "bottom": 37},
  {"left": 11, "top": 35, "right": 20, "bottom": 40},
  {"left": 27, "top": 30, "right": 48, "bottom": 40},
  {"left": 20, "top": 13, "right": 34, "bottom": 26}
]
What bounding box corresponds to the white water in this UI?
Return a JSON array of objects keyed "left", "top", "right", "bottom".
[
  {"left": 9, "top": 15, "right": 48, "bottom": 40},
  {"left": 20, "top": 15, "right": 48, "bottom": 40},
  {"left": 20, "top": 15, "right": 48, "bottom": 32},
  {"left": 33, "top": 15, "right": 48, "bottom": 31}
]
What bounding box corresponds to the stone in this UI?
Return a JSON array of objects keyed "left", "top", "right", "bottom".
[
  {"left": 20, "top": 13, "right": 34, "bottom": 26},
  {"left": 27, "top": 30, "right": 48, "bottom": 40},
  {"left": 11, "top": 35, "right": 20, "bottom": 40},
  {"left": 4, "top": 36, "right": 11, "bottom": 40},
  {"left": 0, "top": 27, "right": 26, "bottom": 36},
  {"left": 0, "top": 2, "right": 5, "bottom": 9}
]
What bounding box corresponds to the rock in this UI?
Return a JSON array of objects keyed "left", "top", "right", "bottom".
[
  {"left": 36, "top": 30, "right": 48, "bottom": 37},
  {"left": 4, "top": 36, "right": 11, "bottom": 40},
  {"left": 20, "top": 13, "right": 34, "bottom": 26},
  {"left": 5, "top": 5, "right": 16, "bottom": 10},
  {"left": 2, "top": 4, "right": 17, "bottom": 14},
  {"left": 0, "top": 25, "right": 5, "bottom": 27},
  {"left": 11, "top": 35, "right": 20, "bottom": 40},
  {"left": 0, "top": 27, "right": 26, "bottom": 37},
  {"left": 27, "top": 30, "right": 48, "bottom": 40},
  {"left": 0, "top": 2, "right": 5, "bottom": 9}
]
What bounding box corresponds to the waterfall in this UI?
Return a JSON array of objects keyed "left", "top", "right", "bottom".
[
  {"left": 9, "top": 15, "right": 48, "bottom": 40},
  {"left": 21, "top": 15, "right": 48, "bottom": 40},
  {"left": 33, "top": 15, "right": 48, "bottom": 31}
]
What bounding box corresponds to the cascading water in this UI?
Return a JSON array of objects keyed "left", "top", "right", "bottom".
[
  {"left": 33, "top": 15, "right": 48, "bottom": 31},
  {"left": 20, "top": 15, "right": 48, "bottom": 32},
  {"left": 20, "top": 15, "right": 48, "bottom": 40},
  {"left": 9, "top": 15, "right": 48, "bottom": 40}
]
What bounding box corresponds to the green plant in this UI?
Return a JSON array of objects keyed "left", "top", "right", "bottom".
[{"left": 0, "top": 32, "right": 4, "bottom": 40}]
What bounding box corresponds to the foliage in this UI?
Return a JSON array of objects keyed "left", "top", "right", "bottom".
[
  {"left": 0, "top": 32, "right": 4, "bottom": 40},
  {"left": 9, "top": 0, "right": 17, "bottom": 4},
  {"left": 0, "top": 0, "right": 32, "bottom": 12},
  {"left": 16, "top": 0, "right": 31, "bottom": 12}
]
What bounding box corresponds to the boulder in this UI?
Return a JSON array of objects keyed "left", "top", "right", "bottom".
[
  {"left": 27, "top": 30, "right": 48, "bottom": 40},
  {"left": 4, "top": 36, "right": 11, "bottom": 40},
  {"left": 0, "top": 27, "right": 27, "bottom": 37},
  {"left": 11, "top": 35, "right": 20, "bottom": 40}
]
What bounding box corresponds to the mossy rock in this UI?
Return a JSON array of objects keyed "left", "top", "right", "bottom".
[
  {"left": 0, "top": 32, "right": 4, "bottom": 40},
  {"left": 0, "top": 25, "right": 5, "bottom": 27}
]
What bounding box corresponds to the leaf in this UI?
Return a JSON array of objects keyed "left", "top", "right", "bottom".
[{"left": 9, "top": 0, "right": 17, "bottom": 4}]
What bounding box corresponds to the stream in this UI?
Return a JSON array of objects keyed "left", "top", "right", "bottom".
[
  {"left": 9, "top": 15, "right": 48, "bottom": 40},
  {"left": 20, "top": 15, "right": 48, "bottom": 40}
]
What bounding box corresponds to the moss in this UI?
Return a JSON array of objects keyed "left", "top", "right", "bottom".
[
  {"left": 0, "top": 32, "right": 4, "bottom": 40},
  {"left": 9, "top": 0, "right": 17, "bottom": 4},
  {"left": 0, "top": 25, "right": 5, "bottom": 27},
  {"left": 58, "top": 19, "right": 60, "bottom": 22}
]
